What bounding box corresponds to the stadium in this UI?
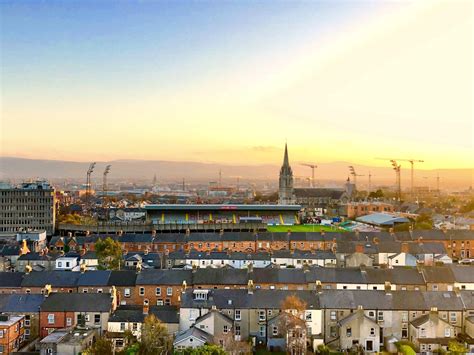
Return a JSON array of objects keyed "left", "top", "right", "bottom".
[{"left": 144, "top": 204, "right": 301, "bottom": 225}]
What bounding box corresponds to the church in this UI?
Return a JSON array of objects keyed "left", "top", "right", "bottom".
[{"left": 278, "top": 144, "right": 354, "bottom": 215}]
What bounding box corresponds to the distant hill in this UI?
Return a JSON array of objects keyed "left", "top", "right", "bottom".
[{"left": 0, "top": 157, "right": 472, "bottom": 189}]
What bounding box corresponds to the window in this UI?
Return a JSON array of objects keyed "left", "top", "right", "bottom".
[
  {"left": 25, "top": 315, "right": 30, "bottom": 327},
  {"left": 133, "top": 323, "right": 138, "bottom": 331},
  {"left": 402, "top": 328, "right": 408, "bottom": 338},
  {"left": 157, "top": 300, "right": 163, "bottom": 306},
  {"left": 432, "top": 285, "right": 438, "bottom": 291},
  {"left": 58, "top": 262, "right": 62, "bottom": 267},
  {"left": 165, "top": 299, "right": 171, "bottom": 305},
  {"left": 259, "top": 325, "right": 265, "bottom": 337},
  {"left": 377, "top": 311, "right": 384, "bottom": 322},
  {"left": 450, "top": 312, "right": 457, "bottom": 323},
  {"left": 47, "top": 314, "right": 55, "bottom": 324},
  {"left": 272, "top": 326, "right": 278, "bottom": 336},
  {"left": 420, "top": 328, "right": 426, "bottom": 337},
  {"left": 368, "top": 311, "right": 375, "bottom": 318},
  {"left": 97, "top": 288, "right": 103, "bottom": 293},
  {"left": 259, "top": 310, "right": 266, "bottom": 321},
  {"left": 66, "top": 317, "right": 72, "bottom": 326},
  {"left": 402, "top": 312, "right": 408, "bottom": 322},
  {"left": 445, "top": 328, "right": 451, "bottom": 337},
  {"left": 116, "top": 339, "right": 124, "bottom": 347},
  {"left": 305, "top": 312, "right": 312, "bottom": 321},
  {"left": 25, "top": 328, "right": 30, "bottom": 337},
  {"left": 235, "top": 310, "right": 241, "bottom": 321},
  {"left": 235, "top": 325, "right": 241, "bottom": 336},
  {"left": 139, "top": 287, "right": 145, "bottom": 296},
  {"left": 370, "top": 328, "right": 375, "bottom": 336},
  {"left": 330, "top": 326, "right": 337, "bottom": 337},
  {"left": 223, "top": 325, "right": 229, "bottom": 333},
  {"left": 330, "top": 311, "right": 337, "bottom": 321},
  {"left": 124, "top": 288, "right": 131, "bottom": 297},
  {"left": 94, "top": 314, "right": 101, "bottom": 324},
  {"left": 156, "top": 287, "right": 161, "bottom": 296},
  {"left": 167, "top": 287, "right": 172, "bottom": 296},
  {"left": 346, "top": 327, "right": 352, "bottom": 337},
  {"left": 0, "top": 330, "right": 3, "bottom": 338},
  {"left": 120, "top": 322, "right": 125, "bottom": 331}
]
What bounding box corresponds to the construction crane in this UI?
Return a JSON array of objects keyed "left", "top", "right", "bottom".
[
  {"left": 348, "top": 166, "right": 365, "bottom": 189},
  {"left": 368, "top": 171, "right": 373, "bottom": 195},
  {"left": 375, "top": 158, "right": 424, "bottom": 197},
  {"left": 301, "top": 163, "right": 317, "bottom": 188},
  {"left": 391, "top": 160, "right": 402, "bottom": 201},
  {"left": 102, "top": 165, "right": 111, "bottom": 211},
  {"left": 86, "top": 162, "right": 96, "bottom": 213}
]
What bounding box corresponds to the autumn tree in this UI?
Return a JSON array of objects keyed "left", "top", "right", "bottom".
[
  {"left": 139, "top": 314, "right": 172, "bottom": 355},
  {"left": 279, "top": 294, "right": 308, "bottom": 354},
  {"left": 214, "top": 332, "right": 251, "bottom": 355},
  {"left": 95, "top": 237, "right": 123, "bottom": 270},
  {"left": 84, "top": 336, "right": 114, "bottom": 355}
]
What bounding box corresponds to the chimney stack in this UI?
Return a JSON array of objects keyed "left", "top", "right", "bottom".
[
  {"left": 355, "top": 244, "right": 364, "bottom": 254},
  {"left": 247, "top": 280, "right": 254, "bottom": 294},
  {"left": 143, "top": 299, "right": 149, "bottom": 315},
  {"left": 384, "top": 281, "right": 392, "bottom": 294},
  {"left": 401, "top": 242, "right": 410, "bottom": 254}
]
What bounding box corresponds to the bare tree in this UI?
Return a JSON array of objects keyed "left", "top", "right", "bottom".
[
  {"left": 278, "top": 294, "right": 308, "bottom": 355},
  {"left": 214, "top": 331, "right": 252, "bottom": 355}
]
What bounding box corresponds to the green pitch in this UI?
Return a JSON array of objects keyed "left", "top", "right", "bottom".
[{"left": 266, "top": 224, "right": 344, "bottom": 232}]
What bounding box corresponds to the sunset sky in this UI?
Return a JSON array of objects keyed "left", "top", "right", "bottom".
[{"left": 1, "top": 0, "right": 472, "bottom": 169}]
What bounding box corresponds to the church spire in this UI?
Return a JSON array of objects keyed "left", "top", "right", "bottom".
[{"left": 283, "top": 142, "right": 289, "bottom": 167}]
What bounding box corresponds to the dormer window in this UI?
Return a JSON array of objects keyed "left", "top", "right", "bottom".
[{"left": 193, "top": 290, "right": 209, "bottom": 300}]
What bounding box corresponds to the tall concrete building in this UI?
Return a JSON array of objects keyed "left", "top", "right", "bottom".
[
  {"left": 0, "top": 181, "right": 56, "bottom": 236},
  {"left": 278, "top": 143, "right": 295, "bottom": 204}
]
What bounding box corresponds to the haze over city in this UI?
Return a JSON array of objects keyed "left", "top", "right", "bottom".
[{"left": 2, "top": 0, "right": 472, "bottom": 170}]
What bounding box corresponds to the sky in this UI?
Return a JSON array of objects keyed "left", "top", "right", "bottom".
[{"left": 1, "top": 0, "right": 472, "bottom": 170}]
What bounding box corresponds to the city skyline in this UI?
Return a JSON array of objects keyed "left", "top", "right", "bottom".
[{"left": 1, "top": 0, "right": 473, "bottom": 170}]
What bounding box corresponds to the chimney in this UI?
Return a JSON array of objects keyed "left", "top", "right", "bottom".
[
  {"left": 25, "top": 265, "right": 32, "bottom": 274},
  {"left": 80, "top": 248, "right": 86, "bottom": 256},
  {"left": 384, "top": 281, "right": 392, "bottom": 294},
  {"left": 360, "top": 264, "right": 367, "bottom": 273},
  {"left": 303, "top": 262, "right": 310, "bottom": 273},
  {"left": 454, "top": 287, "right": 461, "bottom": 297},
  {"left": 247, "top": 280, "right": 254, "bottom": 294},
  {"left": 315, "top": 280, "right": 322, "bottom": 293},
  {"left": 44, "top": 284, "right": 52, "bottom": 297},
  {"left": 152, "top": 230, "right": 157, "bottom": 237},
  {"left": 80, "top": 264, "right": 87, "bottom": 273},
  {"left": 247, "top": 263, "right": 254, "bottom": 274},
  {"left": 357, "top": 305, "right": 364, "bottom": 311},
  {"left": 182, "top": 280, "right": 187, "bottom": 293},
  {"left": 373, "top": 237, "right": 380, "bottom": 245},
  {"left": 192, "top": 264, "right": 198, "bottom": 273},
  {"left": 418, "top": 236, "right": 423, "bottom": 245},
  {"left": 143, "top": 299, "right": 149, "bottom": 315},
  {"left": 219, "top": 229, "right": 224, "bottom": 237},
  {"left": 86, "top": 230, "right": 90, "bottom": 237},
  {"left": 68, "top": 232, "right": 72, "bottom": 238},
  {"left": 185, "top": 229, "right": 191, "bottom": 237},
  {"left": 430, "top": 306, "right": 438, "bottom": 314},
  {"left": 118, "top": 230, "right": 124, "bottom": 236},
  {"left": 401, "top": 242, "right": 410, "bottom": 254},
  {"left": 321, "top": 231, "right": 325, "bottom": 237},
  {"left": 355, "top": 229, "right": 360, "bottom": 238},
  {"left": 144, "top": 248, "right": 149, "bottom": 256},
  {"left": 355, "top": 244, "right": 364, "bottom": 254},
  {"left": 389, "top": 228, "right": 394, "bottom": 235}
]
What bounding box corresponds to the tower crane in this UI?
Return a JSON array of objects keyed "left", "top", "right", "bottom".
[
  {"left": 301, "top": 163, "right": 317, "bottom": 188},
  {"left": 102, "top": 165, "right": 111, "bottom": 211},
  {"left": 375, "top": 157, "right": 424, "bottom": 197},
  {"left": 348, "top": 166, "right": 365, "bottom": 189}
]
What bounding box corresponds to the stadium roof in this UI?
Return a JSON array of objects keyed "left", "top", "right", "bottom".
[
  {"left": 356, "top": 213, "right": 410, "bottom": 226},
  {"left": 144, "top": 204, "right": 301, "bottom": 211}
]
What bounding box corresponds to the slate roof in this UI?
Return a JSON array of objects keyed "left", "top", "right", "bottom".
[
  {"left": 0, "top": 294, "right": 45, "bottom": 312},
  {"left": 356, "top": 213, "right": 410, "bottom": 226},
  {"left": 109, "top": 305, "right": 179, "bottom": 324},
  {"left": 21, "top": 271, "right": 81, "bottom": 288},
  {"left": 136, "top": 269, "right": 192, "bottom": 285},
  {"left": 40, "top": 293, "right": 113, "bottom": 312},
  {"left": 174, "top": 326, "right": 213, "bottom": 345},
  {"left": 448, "top": 265, "right": 474, "bottom": 283},
  {"left": 180, "top": 289, "right": 320, "bottom": 309},
  {"left": 0, "top": 272, "right": 24, "bottom": 287},
  {"left": 77, "top": 270, "right": 111, "bottom": 286},
  {"left": 108, "top": 271, "right": 137, "bottom": 286},
  {"left": 193, "top": 268, "right": 249, "bottom": 285}
]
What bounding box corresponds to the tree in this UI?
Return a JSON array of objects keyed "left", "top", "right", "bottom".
[
  {"left": 448, "top": 340, "right": 468, "bottom": 353},
  {"left": 178, "top": 344, "right": 227, "bottom": 354},
  {"left": 84, "top": 336, "right": 114, "bottom": 355},
  {"left": 279, "top": 294, "right": 308, "bottom": 354},
  {"left": 368, "top": 189, "right": 384, "bottom": 199},
  {"left": 95, "top": 237, "right": 123, "bottom": 270},
  {"left": 139, "top": 314, "right": 172, "bottom": 355},
  {"left": 214, "top": 332, "right": 251, "bottom": 355}
]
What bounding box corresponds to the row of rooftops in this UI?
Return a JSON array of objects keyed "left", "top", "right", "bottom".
[
  {"left": 1, "top": 264, "right": 474, "bottom": 288},
  {"left": 182, "top": 289, "right": 474, "bottom": 311},
  {"left": 49, "top": 229, "right": 474, "bottom": 246}
]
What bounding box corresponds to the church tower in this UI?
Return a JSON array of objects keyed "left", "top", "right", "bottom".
[{"left": 279, "top": 143, "right": 294, "bottom": 204}]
